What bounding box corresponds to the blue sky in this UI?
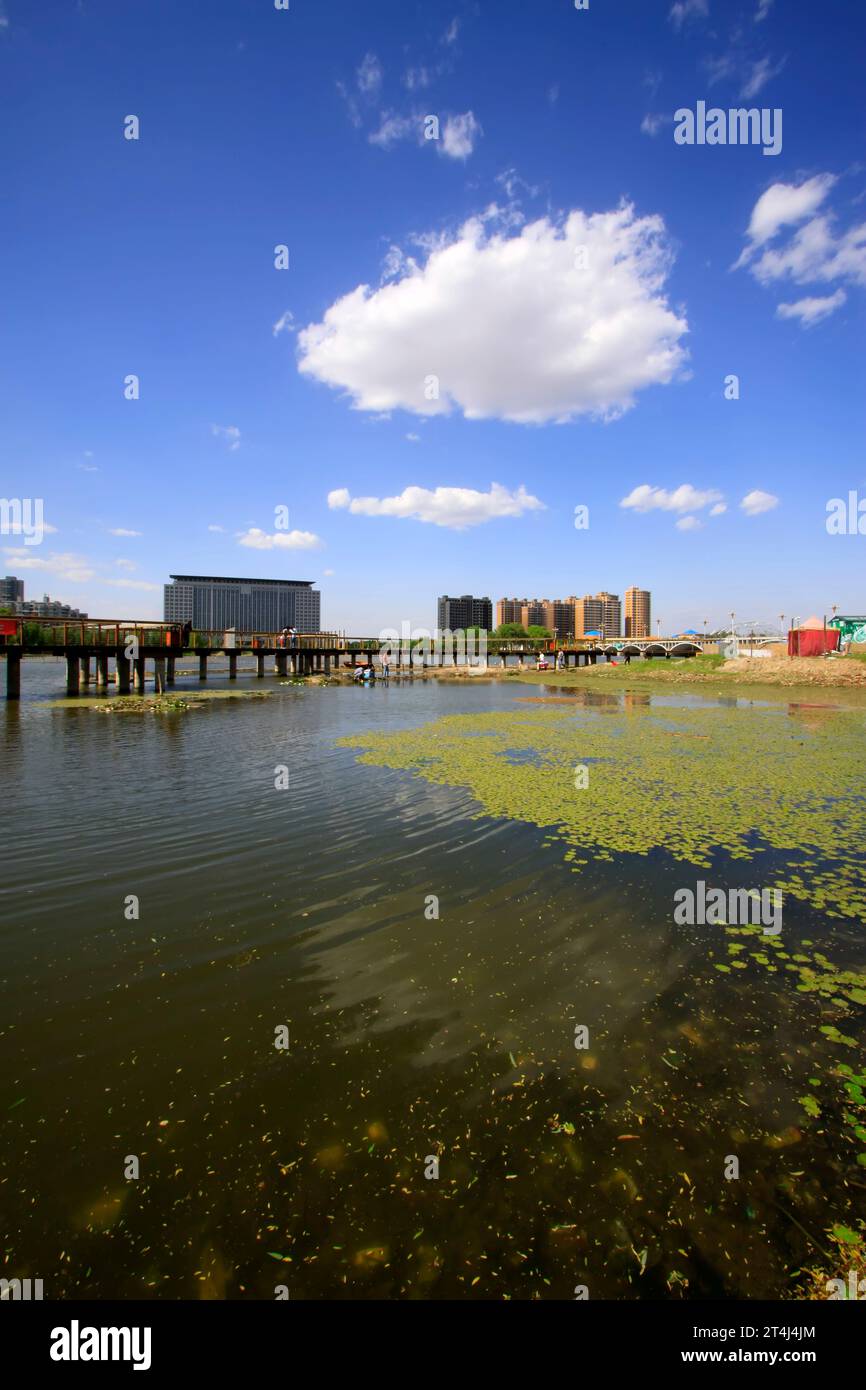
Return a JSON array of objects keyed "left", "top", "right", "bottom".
[{"left": 1, "top": 0, "right": 864, "bottom": 634}]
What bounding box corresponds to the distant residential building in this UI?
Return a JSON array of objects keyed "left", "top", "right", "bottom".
[
  {"left": 574, "top": 591, "right": 621, "bottom": 639},
  {"left": 164, "top": 575, "right": 321, "bottom": 632},
  {"left": 437, "top": 595, "right": 493, "bottom": 631},
  {"left": 17, "top": 594, "right": 87, "bottom": 619},
  {"left": 0, "top": 575, "right": 24, "bottom": 607},
  {"left": 496, "top": 598, "right": 525, "bottom": 627},
  {"left": 625, "top": 587, "right": 651, "bottom": 638},
  {"left": 521, "top": 599, "right": 549, "bottom": 630}
]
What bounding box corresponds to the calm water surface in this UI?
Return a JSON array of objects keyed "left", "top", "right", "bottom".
[{"left": 2, "top": 659, "right": 865, "bottom": 1299}]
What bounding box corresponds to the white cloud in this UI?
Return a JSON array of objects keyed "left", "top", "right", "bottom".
[
  {"left": 211, "top": 423, "right": 241, "bottom": 451},
  {"left": 237, "top": 528, "right": 323, "bottom": 550},
  {"left": 369, "top": 110, "right": 421, "bottom": 149},
  {"left": 755, "top": 0, "right": 773, "bottom": 20},
  {"left": 709, "top": 502, "right": 728, "bottom": 516},
  {"left": 443, "top": 18, "right": 460, "bottom": 45},
  {"left": 369, "top": 109, "right": 481, "bottom": 160},
  {"left": 776, "top": 289, "right": 846, "bottom": 327},
  {"left": 3, "top": 548, "right": 95, "bottom": 582},
  {"left": 640, "top": 113, "right": 672, "bottom": 137},
  {"left": 357, "top": 53, "right": 383, "bottom": 99},
  {"left": 403, "top": 66, "right": 430, "bottom": 92},
  {"left": 323, "top": 568, "right": 335, "bottom": 576},
  {"left": 735, "top": 175, "right": 865, "bottom": 322},
  {"left": 739, "top": 55, "right": 786, "bottom": 99},
  {"left": 207, "top": 524, "right": 225, "bottom": 532},
  {"left": 298, "top": 203, "right": 689, "bottom": 425},
  {"left": 669, "top": 0, "right": 709, "bottom": 31},
  {"left": 441, "top": 111, "right": 481, "bottom": 160},
  {"left": 548, "top": 83, "right": 560, "bottom": 106},
  {"left": 736, "top": 174, "right": 836, "bottom": 258},
  {"left": 109, "top": 527, "right": 141, "bottom": 537},
  {"left": 114, "top": 558, "right": 137, "bottom": 571},
  {"left": 106, "top": 578, "right": 160, "bottom": 591},
  {"left": 272, "top": 310, "right": 295, "bottom": 337},
  {"left": 740, "top": 489, "right": 779, "bottom": 516},
  {"left": 747, "top": 215, "right": 866, "bottom": 289},
  {"left": 336, "top": 80, "right": 362, "bottom": 130},
  {"left": 406, "top": 433, "right": 421, "bottom": 442},
  {"left": 620, "top": 484, "right": 724, "bottom": 514},
  {"left": 327, "top": 482, "right": 544, "bottom": 530},
  {"left": 676, "top": 515, "right": 703, "bottom": 531}
]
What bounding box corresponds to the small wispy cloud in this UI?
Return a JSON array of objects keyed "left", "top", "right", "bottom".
[
  {"left": 776, "top": 290, "right": 847, "bottom": 327},
  {"left": 740, "top": 489, "right": 779, "bottom": 516},
  {"left": 211, "top": 424, "right": 241, "bottom": 451},
  {"left": 357, "top": 52, "right": 383, "bottom": 99},
  {"left": 272, "top": 309, "right": 295, "bottom": 337},
  {"left": 441, "top": 111, "right": 481, "bottom": 160},
  {"left": 327, "top": 482, "right": 544, "bottom": 530},
  {"left": 641, "top": 113, "right": 672, "bottom": 137},
  {"left": 669, "top": 0, "right": 709, "bottom": 32},
  {"left": 620, "top": 484, "right": 724, "bottom": 515},
  {"left": 109, "top": 527, "right": 141, "bottom": 537},
  {"left": 237, "top": 528, "right": 323, "bottom": 550},
  {"left": 740, "top": 54, "right": 786, "bottom": 99}
]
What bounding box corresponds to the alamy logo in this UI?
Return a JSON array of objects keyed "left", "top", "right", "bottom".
[
  {"left": 674, "top": 880, "right": 782, "bottom": 935},
  {"left": 0, "top": 497, "right": 44, "bottom": 546},
  {"left": 674, "top": 101, "right": 782, "bottom": 156},
  {"left": 826, "top": 492, "right": 866, "bottom": 536},
  {"left": 50, "top": 1320, "right": 152, "bottom": 1371},
  {"left": 0, "top": 1277, "right": 43, "bottom": 1300}
]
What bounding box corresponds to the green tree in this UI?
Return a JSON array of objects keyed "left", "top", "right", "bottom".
[
  {"left": 526, "top": 625, "right": 553, "bottom": 639},
  {"left": 494, "top": 622, "right": 528, "bottom": 638}
]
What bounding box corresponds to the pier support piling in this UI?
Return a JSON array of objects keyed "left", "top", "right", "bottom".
[
  {"left": 80, "top": 656, "right": 91, "bottom": 685},
  {"left": 256, "top": 653, "right": 265, "bottom": 678},
  {"left": 133, "top": 656, "right": 146, "bottom": 692},
  {"left": 166, "top": 657, "right": 176, "bottom": 686},
  {"left": 154, "top": 657, "right": 166, "bottom": 694},
  {"left": 275, "top": 652, "right": 288, "bottom": 677},
  {"left": 228, "top": 652, "right": 238, "bottom": 680},
  {"left": 6, "top": 650, "right": 21, "bottom": 700},
  {"left": 66, "top": 655, "right": 81, "bottom": 696},
  {"left": 96, "top": 655, "right": 109, "bottom": 686},
  {"left": 198, "top": 654, "right": 208, "bottom": 681},
  {"left": 115, "top": 653, "right": 131, "bottom": 693}
]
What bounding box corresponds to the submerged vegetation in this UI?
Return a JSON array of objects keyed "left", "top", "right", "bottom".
[{"left": 340, "top": 696, "right": 866, "bottom": 1206}]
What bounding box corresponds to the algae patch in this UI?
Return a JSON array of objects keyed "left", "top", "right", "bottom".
[{"left": 337, "top": 701, "right": 866, "bottom": 921}]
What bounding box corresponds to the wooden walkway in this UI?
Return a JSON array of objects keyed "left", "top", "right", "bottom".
[{"left": 0, "top": 618, "right": 710, "bottom": 699}]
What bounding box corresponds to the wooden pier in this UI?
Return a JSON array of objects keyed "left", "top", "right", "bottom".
[{"left": 0, "top": 618, "right": 710, "bottom": 699}]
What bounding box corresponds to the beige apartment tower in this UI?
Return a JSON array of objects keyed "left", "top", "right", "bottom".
[
  {"left": 625, "top": 587, "right": 651, "bottom": 638},
  {"left": 574, "top": 592, "right": 621, "bottom": 639}
]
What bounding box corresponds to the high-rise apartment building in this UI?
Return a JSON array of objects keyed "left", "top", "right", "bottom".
[
  {"left": 0, "top": 576, "right": 24, "bottom": 607},
  {"left": 625, "top": 587, "right": 651, "bottom": 638},
  {"left": 164, "top": 575, "right": 321, "bottom": 632},
  {"left": 496, "top": 598, "right": 525, "bottom": 627},
  {"left": 437, "top": 595, "right": 493, "bottom": 631},
  {"left": 574, "top": 592, "right": 621, "bottom": 638}
]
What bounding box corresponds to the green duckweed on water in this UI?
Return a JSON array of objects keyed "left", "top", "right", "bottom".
[
  {"left": 339, "top": 695, "right": 866, "bottom": 1181},
  {"left": 338, "top": 699, "right": 866, "bottom": 920}
]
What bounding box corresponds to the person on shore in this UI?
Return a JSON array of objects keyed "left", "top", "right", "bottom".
[
  {"left": 556, "top": 649, "right": 565, "bottom": 671},
  {"left": 381, "top": 651, "right": 390, "bottom": 680}
]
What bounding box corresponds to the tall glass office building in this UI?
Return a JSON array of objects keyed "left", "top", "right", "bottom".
[{"left": 164, "top": 575, "right": 321, "bottom": 632}]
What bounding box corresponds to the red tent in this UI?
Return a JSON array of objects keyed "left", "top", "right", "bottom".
[{"left": 788, "top": 616, "right": 840, "bottom": 657}]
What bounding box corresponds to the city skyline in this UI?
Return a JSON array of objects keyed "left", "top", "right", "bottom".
[{"left": 1, "top": 1, "right": 863, "bottom": 635}]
